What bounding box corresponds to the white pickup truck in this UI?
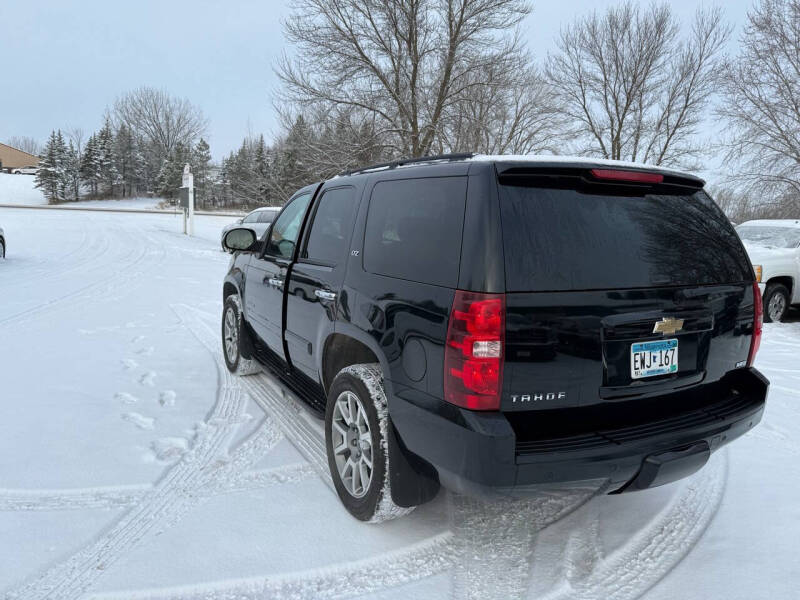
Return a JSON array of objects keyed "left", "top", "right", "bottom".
[{"left": 737, "top": 219, "right": 800, "bottom": 322}]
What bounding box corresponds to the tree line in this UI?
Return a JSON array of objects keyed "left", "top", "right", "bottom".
[{"left": 29, "top": 0, "right": 800, "bottom": 217}]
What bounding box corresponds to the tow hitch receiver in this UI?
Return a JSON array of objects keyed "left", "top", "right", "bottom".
[{"left": 620, "top": 441, "right": 711, "bottom": 492}]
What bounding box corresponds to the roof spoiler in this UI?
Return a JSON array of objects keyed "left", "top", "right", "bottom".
[{"left": 496, "top": 162, "right": 705, "bottom": 189}]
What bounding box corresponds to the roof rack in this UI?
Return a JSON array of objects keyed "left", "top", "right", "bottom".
[{"left": 337, "top": 152, "right": 475, "bottom": 177}]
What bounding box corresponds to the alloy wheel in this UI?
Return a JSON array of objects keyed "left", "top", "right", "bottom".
[
  {"left": 331, "top": 390, "right": 373, "bottom": 498},
  {"left": 223, "top": 307, "right": 238, "bottom": 363},
  {"left": 768, "top": 293, "right": 787, "bottom": 322}
]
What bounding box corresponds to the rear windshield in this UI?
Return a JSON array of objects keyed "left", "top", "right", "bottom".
[{"left": 498, "top": 183, "right": 751, "bottom": 292}]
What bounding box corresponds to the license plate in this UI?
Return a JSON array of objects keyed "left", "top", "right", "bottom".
[{"left": 631, "top": 339, "right": 678, "bottom": 379}]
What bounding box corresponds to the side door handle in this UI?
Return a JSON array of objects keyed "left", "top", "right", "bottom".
[
  {"left": 266, "top": 277, "right": 284, "bottom": 289},
  {"left": 314, "top": 289, "right": 337, "bottom": 301}
]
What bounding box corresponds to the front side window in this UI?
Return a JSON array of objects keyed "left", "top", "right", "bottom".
[
  {"left": 303, "top": 187, "right": 358, "bottom": 263},
  {"left": 242, "top": 211, "right": 260, "bottom": 223},
  {"left": 364, "top": 177, "right": 467, "bottom": 287},
  {"left": 265, "top": 193, "right": 312, "bottom": 258}
]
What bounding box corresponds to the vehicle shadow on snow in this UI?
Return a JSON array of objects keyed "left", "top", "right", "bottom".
[{"left": 780, "top": 306, "right": 800, "bottom": 323}]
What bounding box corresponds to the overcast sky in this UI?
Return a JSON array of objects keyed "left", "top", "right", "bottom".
[{"left": 1, "top": 0, "right": 752, "bottom": 162}]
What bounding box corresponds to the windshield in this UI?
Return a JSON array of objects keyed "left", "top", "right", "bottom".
[{"left": 736, "top": 225, "right": 800, "bottom": 249}]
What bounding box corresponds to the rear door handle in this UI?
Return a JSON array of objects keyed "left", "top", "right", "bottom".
[
  {"left": 267, "top": 277, "right": 284, "bottom": 288},
  {"left": 314, "top": 289, "right": 337, "bottom": 301}
]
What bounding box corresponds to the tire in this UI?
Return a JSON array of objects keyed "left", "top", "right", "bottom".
[
  {"left": 325, "top": 364, "right": 415, "bottom": 522},
  {"left": 0, "top": 240, "right": 4, "bottom": 259},
  {"left": 764, "top": 283, "right": 790, "bottom": 323},
  {"left": 221, "top": 295, "right": 260, "bottom": 375}
]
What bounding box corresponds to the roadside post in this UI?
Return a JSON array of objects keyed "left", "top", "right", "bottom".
[{"left": 179, "top": 164, "right": 195, "bottom": 236}]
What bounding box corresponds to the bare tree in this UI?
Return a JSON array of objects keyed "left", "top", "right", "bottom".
[
  {"left": 111, "top": 87, "right": 208, "bottom": 160},
  {"left": 718, "top": 0, "right": 800, "bottom": 201},
  {"left": 441, "top": 63, "right": 562, "bottom": 154},
  {"left": 65, "top": 127, "right": 85, "bottom": 155},
  {"left": 6, "top": 135, "right": 41, "bottom": 155},
  {"left": 710, "top": 185, "right": 800, "bottom": 222},
  {"left": 547, "top": 2, "right": 729, "bottom": 167},
  {"left": 277, "top": 0, "right": 537, "bottom": 157}
]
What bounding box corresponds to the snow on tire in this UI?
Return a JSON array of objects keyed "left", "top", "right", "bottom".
[
  {"left": 325, "top": 363, "right": 415, "bottom": 523},
  {"left": 222, "top": 294, "right": 260, "bottom": 376}
]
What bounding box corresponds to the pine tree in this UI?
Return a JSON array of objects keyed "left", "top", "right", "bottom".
[
  {"left": 63, "top": 140, "right": 81, "bottom": 201},
  {"left": 254, "top": 135, "right": 270, "bottom": 205},
  {"left": 157, "top": 142, "right": 190, "bottom": 199},
  {"left": 192, "top": 138, "right": 212, "bottom": 207},
  {"left": 52, "top": 131, "right": 70, "bottom": 201},
  {"left": 114, "top": 124, "right": 145, "bottom": 197},
  {"left": 96, "top": 119, "right": 118, "bottom": 197},
  {"left": 271, "top": 115, "right": 313, "bottom": 201},
  {"left": 35, "top": 131, "right": 60, "bottom": 203},
  {"left": 80, "top": 134, "right": 100, "bottom": 197}
]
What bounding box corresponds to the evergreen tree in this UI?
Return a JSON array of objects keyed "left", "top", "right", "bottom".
[
  {"left": 254, "top": 135, "right": 270, "bottom": 205},
  {"left": 157, "top": 142, "right": 190, "bottom": 198},
  {"left": 270, "top": 116, "right": 313, "bottom": 201},
  {"left": 192, "top": 138, "right": 212, "bottom": 207},
  {"left": 80, "top": 134, "right": 100, "bottom": 197},
  {"left": 63, "top": 140, "right": 81, "bottom": 201},
  {"left": 96, "top": 119, "right": 118, "bottom": 196},
  {"left": 114, "top": 124, "right": 145, "bottom": 197},
  {"left": 35, "top": 131, "right": 60, "bottom": 202}
]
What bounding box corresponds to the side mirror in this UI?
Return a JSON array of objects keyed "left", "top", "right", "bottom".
[{"left": 223, "top": 227, "right": 259, "bottom": 253}]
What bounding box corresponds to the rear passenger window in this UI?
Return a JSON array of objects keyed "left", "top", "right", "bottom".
[
  {"left": 303, "top": 187, "right": 358, "bottom": 263},
  {"left": 364, "top": 177, "right": 466, "bottom": 287}
]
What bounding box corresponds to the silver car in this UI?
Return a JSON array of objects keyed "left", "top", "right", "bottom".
[
  {"left": 220, "top": 207, "right": 281, "bottom": 251},
  {"left": 11, "top": 165, "right": 38, "bottom": 175}
]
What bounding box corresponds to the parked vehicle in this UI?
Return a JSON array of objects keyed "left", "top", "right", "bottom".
[
  {"left": 736, "top": 220, "right": 800, "bottom": 322},
  {"left": 11, "top": 165, "right": 38, "bottom": 175},
  {"left": 220, "top": 207, "right": 281, "bottom": 251},
  {"left": 220, "top": 154, "right": 767, "bottom": 522}
]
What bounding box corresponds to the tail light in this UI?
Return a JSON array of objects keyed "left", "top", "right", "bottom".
[
  {"left": 444, "top": 291, "right": 505, "bottom": 410},
  {"left": 747, "top": 281, "right": 763, "bottom": 367}
]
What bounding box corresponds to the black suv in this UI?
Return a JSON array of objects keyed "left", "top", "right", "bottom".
[{"left": 220, "top": 154, "right": 767, "bottom": 522}]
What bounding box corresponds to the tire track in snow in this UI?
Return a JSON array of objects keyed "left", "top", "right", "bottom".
[
  {"left": 3, "top": 304, "right": 274, "bottom": 600},
  {"left": 86, "top": 533, "right": 458, "bottom": 600},
  {"left": 449, "top": 486, "right": 603, "bottom": 600},
  {"left": 28, "top": 302, "right": 724, "bottom": 600},
  {"left": 538, "top": 452, "right": 728, "bottom": 600},
  {"left": 175, "top": 304, "right": 335, "bottom": 490},
  {"left": 0, "top": 219, "right": 157, "bottom": 328},
  {"left": 0, "top": 464, "right": 314, "bottom": 512},
  {"left": 175, "top": 308, "right": 726, "bottom": 600},
  {"left": 5, "top": 213, "right": 95, "bottom": 288},
  {"left": 174, "top": 306, "right": 604, "bottom": 600}
]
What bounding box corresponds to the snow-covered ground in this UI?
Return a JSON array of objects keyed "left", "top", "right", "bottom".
[
  {"left": 64, "top": 197, "right": 165, "bottom": 210},
  {"left": 0, "top": 171, "right": 174, "bottom": 211},
  {"left": 0, "top": 172, "right": 46, "bottom": 205},
  {"left": 0, "top": 206, "right": 797, "bottom": 600}
]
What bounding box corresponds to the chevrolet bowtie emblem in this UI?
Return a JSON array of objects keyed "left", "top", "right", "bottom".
[{"left": 653, "top": 317, "right": 685, "bottom": 335}]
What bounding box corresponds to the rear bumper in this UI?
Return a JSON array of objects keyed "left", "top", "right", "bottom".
[{"left": 389, "top": 368, "right": 767, "bottom": 497}]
